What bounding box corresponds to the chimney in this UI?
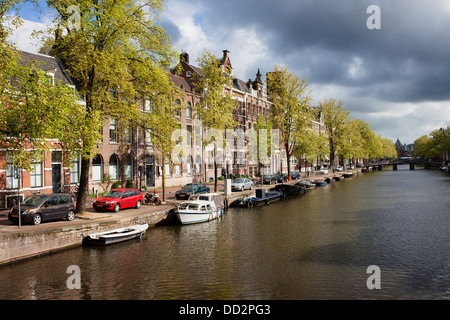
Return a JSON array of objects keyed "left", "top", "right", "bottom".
[
  {"left": 180, "top": 52, "right": 189, "bottom": 64},
  {"left": 223, "top": 50, "right": 229, "bottom": 60}
]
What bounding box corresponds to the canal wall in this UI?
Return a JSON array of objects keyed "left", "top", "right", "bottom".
[
  {"left": 0, "top": 207, "right": 176, "bottom": 266},
  {"left": 0, "top": 169, "right": 363, "bottom": 266}
]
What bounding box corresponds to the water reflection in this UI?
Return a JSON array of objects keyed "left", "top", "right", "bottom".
[{"left": 1, "top": 166, "right": 449, "bottom": 299}]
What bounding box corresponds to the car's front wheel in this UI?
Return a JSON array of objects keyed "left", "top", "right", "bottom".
[
  {"left": 113, "top": 203, "right": 120, "bottom": 213},
  {"left": 32, "top": 214, "right": 42, "bottom": 225}
]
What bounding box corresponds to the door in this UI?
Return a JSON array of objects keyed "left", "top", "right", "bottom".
[
  {"left": 52, "top": 164, "right": 61, "bottom": 193},
  {"left": 121, "top": 191, "right": 132, "bottom": 208},
  {"left": 145, "top": 157, "right": 154, "bottom": 187},
  {"left": 41, "top": 195, "right": 59, "bottom": 221}
]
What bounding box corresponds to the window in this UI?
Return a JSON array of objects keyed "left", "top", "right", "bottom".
[
  {"left": 165, "top": 163, "right": 171, "bottom": 176},
  {"left": 30, "top": 161, "right": 42, "bottom": 187},
  {"left": 143, "top": 98, "right": 151, "bottom": 112},
  {"left": 187, "top": 125, "right": 192, "bottom": 147},
  {"left": 145, "top": 129, "right": 152, "bottom": 145},
  {"left": 92, "top": 155, "right": 103, "bottom": 181},
  {"left": 124, "top": 125, "right": 133, "bottom": 144},
  {"left": 187, "top": 156, "right": 193, "bottom": 175},
  {"left": 109, "top": 119, "right": 118, "bottom": 143},
  {"left": 175, "top": 99, "right": 181, "bottom": 118},
  {"left": 174, "top": 164, "right": 181, "bottom": 176},
  {"left": 71, "top": 156, "right": 80, "bottom": 184},
  {"left": 59, "top": 195, "right": 69, "bottom": 204},
  {"left": 6, "top": 154, "right": 20, "bottom": 189},
  {"left": 44, "top": 72, "right": 55, "bottom": 85},
  {"left": 125, "top": 155, "right": 133, "bottom": 180},
  {"left": 109, "top": 154, "right": 118, "bottom": 180},
  {"left": 186, "top": 102, "right": 192, "bottom": 119}
]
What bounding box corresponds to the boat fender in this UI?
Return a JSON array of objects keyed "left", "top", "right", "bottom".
[{"left": 247, "top": 200, "right": 254, "bottom": 208}]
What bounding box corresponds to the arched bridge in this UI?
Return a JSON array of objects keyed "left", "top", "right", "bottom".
[{"left": 362, "top": 159, "right": 442, "bottom": 171}]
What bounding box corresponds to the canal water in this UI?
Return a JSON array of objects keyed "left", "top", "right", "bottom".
[{"left": 1, "top": 165, "right": 449, "bottom": 300}]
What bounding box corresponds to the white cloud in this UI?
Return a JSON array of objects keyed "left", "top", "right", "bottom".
[{"left": 6, "top": 16, "right": 53, "bottom": 53}]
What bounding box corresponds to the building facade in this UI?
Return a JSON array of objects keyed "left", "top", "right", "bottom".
[{"left": 1, "top": 49, "right": 319, "bottom": 208}]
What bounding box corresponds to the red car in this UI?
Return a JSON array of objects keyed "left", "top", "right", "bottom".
[{"left": 93, "top": 189, "right": 143, "bottom": 213}]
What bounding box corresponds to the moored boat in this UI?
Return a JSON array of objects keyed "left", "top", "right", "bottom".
[
  {"left": 176, "top": 193, "right": 224, "bottom": 225},
  {"left": 313, "top": 178, "right": 327, "bottom": 186},
  {"left": 82, "top": 223, "right": 149, "bottom": 246},
  {"left": 295, "top": 180, "right": 316, "bottom": 190},
  {"left": 334, "top": 175, "right": 344, "bottom": 181},
  {"left": 271, "top": 184, "right": 306, "bottom": 196},
  {"left": 343, "top": 172, "right": 354, "bottom": 178},
  {"left": 246, "top": 188, "right": 282, "bottom": 208}
]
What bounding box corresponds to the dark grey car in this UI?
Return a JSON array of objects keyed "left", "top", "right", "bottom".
[{"left": 8, "top": 194, "right": 76, "bottom": 225}]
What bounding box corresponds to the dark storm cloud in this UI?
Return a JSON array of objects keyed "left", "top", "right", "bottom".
[{"left": 190, "top": 0, "right": 450, "bottom": 104}]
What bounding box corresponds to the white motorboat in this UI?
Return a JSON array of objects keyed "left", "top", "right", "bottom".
[
  {"left": 176, "top": 193, "right": 224, "bottom": 225},
  {"left": 82, "top": 223, "right": 149, "bottom": 246}
]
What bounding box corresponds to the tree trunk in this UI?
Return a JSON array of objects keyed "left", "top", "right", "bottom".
[
  {"left": 76, "top": 157, "right": 90, "bottom": 214},
  {"left": 285, "top": 142, "right": 291, "bottom": 177}
]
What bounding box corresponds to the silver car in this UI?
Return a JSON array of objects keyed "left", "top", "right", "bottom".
[{"left": 231, "top": 178, "right": 253, "bottom": 191}]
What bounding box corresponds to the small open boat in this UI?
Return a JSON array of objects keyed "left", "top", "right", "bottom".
[
  {"left": 334, "top": 175, "right": 344, "bottom": 181},
  {"left": 295, "top": 180, "right": 316, "bottom": 190},
  {"left": 313, "top": 178, "right": 327, "bottom": 186},
  {"left": 343, "top": 172, "right": 354, "bottom": 178},
  {"left": 246, "top": 188, "right": 282, "bottom": 208},
  {"left": 271, "top": 184, "right": 306, "bottom": 196},
  {"left": 82, "top": 223, "right": 149, "bottom": 246}
]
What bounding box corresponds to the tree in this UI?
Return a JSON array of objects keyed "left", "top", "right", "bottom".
[
  {"left": 319, "top": 98, "right": 350, "bottom": 170},
  {"left": 380, "top": 137, "right": 397, "bottom": 159},
  {"left": 46, "top": 0, "right": 176, "bottom": 213},
  {"left": 338, "top": 118, "right": 364, "bottom": 167},
  {"left": 267, "top": 66, "right": 312, "bottom": 177},
  {"left": 1, "top": 2, "right": 82, "bottom": 172},
  {"left": 193, "top": 50, "right": 236, "bottom": 192},
  {"left": 145, "top": 92, "right": 180, "bottom": 201}
]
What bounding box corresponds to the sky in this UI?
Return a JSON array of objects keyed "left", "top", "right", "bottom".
[{"left": 6, "top": 0, "right": 450, "bottom": 144}]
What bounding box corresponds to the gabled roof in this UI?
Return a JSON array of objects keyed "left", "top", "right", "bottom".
[
  {"left": 17, "top": 50, "right": 74, "bottom": 86},
  {"left": 167, "top": 73, "right": 193, "bottom": 92}
]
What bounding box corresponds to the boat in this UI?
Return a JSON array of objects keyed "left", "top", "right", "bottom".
[
  {"left": 313, "top": 178, "right": 327, "bottom": 186},
  {"left": 82, "top": 223, "right": 148, "bottom": 246},
  {"left": 176, "top": 193, "right": 224, "bottom": 225},
  {"left": 334, "top": 175, "right": 344, "bottom": 181},
  {"left": 271, "top": 184, "right": 306, "bottom": 196},
  {"left": 343, "top": 172, "right": 354, "bottom": 178},
  {"left": 295, "top": 180, "right": 316, "bottom": 190},
  {"left": 246, "top": 188, "right": 282, "bottom": 208}
]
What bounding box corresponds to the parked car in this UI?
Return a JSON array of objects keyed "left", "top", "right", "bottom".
[
  {"left": 290, "top": 171, "right": 301, "bottom": 180},
  {"left": 93, "top": 189, "right": 143, "bottom": 213},
  {"left": 336, "top": 166, "right": 343, "bottom": 172},
  {"left": 231, "top": 178, "right": 253, "bottom": 191},
  {"left": 175, "top": 183, "right": 210, "bottom": 200},
  {"left": 262, "top": 175, "right": 277, "bottom": 184},
  {"left": 8, "top": 193, "right": 76, "bottom": 225},
  {"left": 319, "top": 166, "right": 329, "bottom": 175},
  {"left": 275, "top": 173, "right": 288, "bottom": 183}
]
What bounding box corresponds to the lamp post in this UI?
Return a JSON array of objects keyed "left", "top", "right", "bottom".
[{"left": 15, "top": 167, "right": 21, "bottom": 229}]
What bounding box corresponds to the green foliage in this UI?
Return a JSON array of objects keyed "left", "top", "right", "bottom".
[
  {"left": 45, "top": 0, "right": 177, "bottom": 211},
  {"left": 267, "top": 65, "right": 313, "bottom": 175}
]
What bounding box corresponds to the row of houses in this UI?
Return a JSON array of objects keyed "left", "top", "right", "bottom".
[{"left": 0, "top": 49, "right": 325, "bottom": 209}]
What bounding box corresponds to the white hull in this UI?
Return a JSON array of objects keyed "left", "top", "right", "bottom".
[
  {"left": 176, "top": 209, "right": 223, "bottom": 225},
  {"left": 82, "top": 223, "right": 149, "bottom": 245}
]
